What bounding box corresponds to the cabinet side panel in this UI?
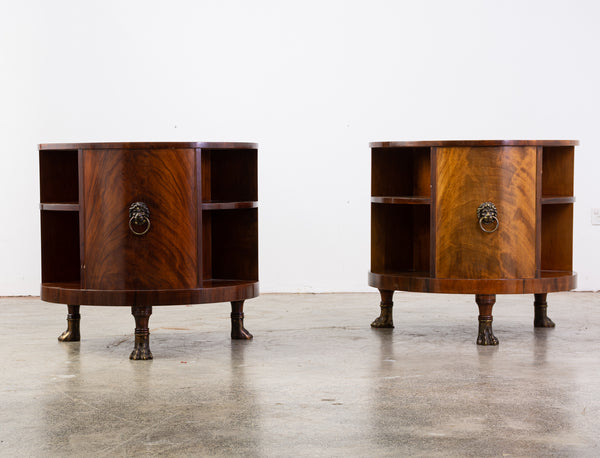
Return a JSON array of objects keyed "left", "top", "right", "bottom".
[
  {"left": 435, "top": 146, "right": 537, "bottom": 279},
  {"left": 83, "top": 148, "right": 198, "bottom": 290}
]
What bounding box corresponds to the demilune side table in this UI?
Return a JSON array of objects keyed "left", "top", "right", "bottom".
[
  {"left": 39, "top": 142, "right": 258, "bottom": 359},
  {"left": 369, "top": 140, "right": 578, "bottom": 345}
]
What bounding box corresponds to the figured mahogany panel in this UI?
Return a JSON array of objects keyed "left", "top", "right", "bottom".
[
  {"left": 82, "top": 148, "right": 198, "bottom": 290},
  {"left": 435, "top": 146, "right": 537, "bottom": 279}
]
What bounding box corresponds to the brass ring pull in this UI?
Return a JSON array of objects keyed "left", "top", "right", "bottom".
[
  {"left": 477, "top": 202, "right": 499, "bottom": 233},
  {"left": 128, "top": 202, "right": 151, "bottom": 236}
]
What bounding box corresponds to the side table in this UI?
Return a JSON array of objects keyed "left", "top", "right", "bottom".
[
  {"left": 369, "top": 140, "right": 577, "bottom": 344},
  {"left": 39, "top": 142, "right": 258, "bottom": 359}
]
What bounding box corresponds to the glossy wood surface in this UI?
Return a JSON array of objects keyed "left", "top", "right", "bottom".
[
  {"left": 39, "top": 142, "right": 259, "bottom": 307},
  {"left": 41, "top": 280, "right": 259, "bottom": 306},
  {"left": 435, "top": 146, "right": 536, "bottom": 279},
  {"left": 82, "top": 148, "right": 198, "bottom": 290},
  {"left": 39, "top": 141, "right": 257, "bottom": 150},
  {"left": 369, "top": 271, "right": 577, "bottom": 294},
  {"left": 369, "top": 140, "right": 576, "bottom": 295},
  {"left": 370, "top": 140, "right": 579, "bottom": 148}
]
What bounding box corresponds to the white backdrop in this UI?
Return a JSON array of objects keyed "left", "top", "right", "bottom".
[{"left": 1, "top": 0, "right": 599, "bottom": 295}]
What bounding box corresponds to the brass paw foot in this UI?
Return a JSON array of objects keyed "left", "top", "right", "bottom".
[
  {"left": 477, "top": 319, "right": 499, "bottom": 345},
  {"left": 231, "top": 314, "right": 253, "bottom": 340},
  {"left": 534, "top": 315, "right": 556, "bottom": 328},
  {"left": 129, "top": 341, "right": 153, "bottom": 360},
  {"left": 371, "top": 308, "right": 394, "bottom": 328},
  {"left": 372, "top": 290, "right": 394, "bottom": 328},
  {"left": 58, "top": 306, "right": 80, "bottom": 342},
  {"left": 58, "top": 326, "right": 80, "bottom": 342}
]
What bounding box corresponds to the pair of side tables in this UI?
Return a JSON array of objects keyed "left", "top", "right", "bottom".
[{"left": 39, "top": 140, "right": 577, "bottom": 359}]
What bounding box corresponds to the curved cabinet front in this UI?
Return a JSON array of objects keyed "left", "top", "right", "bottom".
[
  {"left": 435, "top": 146, "right": 537, "bottom": 280},
  {"left": 82, "top": 148, "right": 198, "bottom": 290}
]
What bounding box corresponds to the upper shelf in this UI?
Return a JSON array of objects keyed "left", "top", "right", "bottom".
[
  {"left": 39, "top": 142, "right": 257, "bottom": 150},
  {"left": 371, "top": 196, "right": 431, "bottom": 205},
  {"left": 40, "top": 203, "right": 80, "bottom": 211},
  {"left": 202, "top": 201, "right": 258, "bottom": 210}
]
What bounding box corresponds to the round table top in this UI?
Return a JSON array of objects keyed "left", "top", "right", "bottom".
[
  {"left": 38, "top": 141, "right": 257, "bottom": 150},
  {"left": 370, "top": 140, "right": 579, "bottom": 148}
]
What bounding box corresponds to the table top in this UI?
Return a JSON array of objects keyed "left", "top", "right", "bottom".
[
  {"left": 370, "top": 140, "right": 579, "bottom": 148},
  {"left": 38, "top": 141, "right": 257, "bottom": 150}
]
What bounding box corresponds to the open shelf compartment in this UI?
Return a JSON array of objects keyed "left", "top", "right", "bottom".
[
  {"left": 201, "top": 148, "right": 257, "bottom": 203},
  {"left": 40, "top": 210, "right": 80, "bottom": 284},
  {"left": 372, "top": 147, "right": 431, "bottom": 198},
  {"left": 39, "top": 149, "right": 79, "bottom": 204},
  {"left": 202, "top": 208, "right": 258, "bottom": 282},
  {"left": 541, "top": 203, "right": 573, "bottom": 272},
  {"left": 371, "top": 203, "right": 430, "bottom": 275},
  {"left": 541, "top": 146, "right": 574, "bottom": 199}
]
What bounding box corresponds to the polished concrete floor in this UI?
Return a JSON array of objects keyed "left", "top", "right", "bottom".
[{"left": 0, "top": 292, "right": 599, "bottom": 457}]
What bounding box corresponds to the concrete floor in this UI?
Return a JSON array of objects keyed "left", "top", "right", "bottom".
[{"left": 0, "top": 292, "right": 599, "bottom": 457}]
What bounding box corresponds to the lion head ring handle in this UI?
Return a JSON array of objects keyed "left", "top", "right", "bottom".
[
  {"left": 128, "top": 202, "right": 151, "bottom": 236},
  {"left": 477, "top": 202, "right": 499, "bottom": 233}
]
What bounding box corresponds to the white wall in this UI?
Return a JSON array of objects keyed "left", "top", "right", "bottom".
[{"left": 1, "top": 0, "right": 599, "bottom": 295}]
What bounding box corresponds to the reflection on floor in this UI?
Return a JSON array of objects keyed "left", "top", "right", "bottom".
[{"left": 0, "top": 292, "right": 598, "bottom": 456}]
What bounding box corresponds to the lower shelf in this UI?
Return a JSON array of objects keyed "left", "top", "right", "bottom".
[
  {"left": 41, "top": 280, "right": 259, "bottom": 306},
  {"left": 368, "top": 271, "right": 577, "bottom": 294}
]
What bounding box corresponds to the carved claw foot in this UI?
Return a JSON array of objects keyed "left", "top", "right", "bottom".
[
  {"left": 58, "top": 305, "right": 80, "bottom": 342},
  {"left": 371, "top": 305, "right": 394, "bottom": 328},
  {"left": 371, "top": 289, "right": 394, "bottom": 328},
  {"left": 534, "top": 294, "right": 556, "bottom": 328},
  {"left": 231, "top": 300, "right": 253, "bottom": 340},
  {"left": 130, "top": 339, "right": 153, "bottom": 360},
  {"left": 477, "top": 318, "right": 499, "bottom": 346}
]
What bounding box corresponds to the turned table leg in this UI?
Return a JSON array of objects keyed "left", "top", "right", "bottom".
[
  {"left": 231, "top": 300, "right": 253, "bottom": 340},
  {"left": 371, "top": 289, "right": 394, "bottom": 328},
  {"left": 475, "top": 294, "right": 499, "bottom": 345},
  {"left": 58, "top": 305, "right": 81, "bottom": 342},
  {"left": 534, "top": 293, "right": 555, "bottom": 328},
  {"left": 130, "top": 306, "right": 153, "bottom": 360}
]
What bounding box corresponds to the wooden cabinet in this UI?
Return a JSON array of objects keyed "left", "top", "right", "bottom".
[
  {"left": 39, "top": 142, "right": 258, "bottom": 359},
  {"left": 369, "top": 140, "right": 577, "bottom": 345}
]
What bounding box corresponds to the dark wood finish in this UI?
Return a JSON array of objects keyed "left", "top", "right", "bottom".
[
  {"left": 369, "top": 140, "right": 577, "bottom": 345},
  {"left": 82, "top": 148, "right": 198, "bottom": 290},
  {"left": 39, "top": 203, "right": 79, "bottom": 211},
  {"left": 39, "top": 142, "right": 259, "bottom": 359},
  {"left": 435, "top": 146, "right": 536, "bottom": 279},
  {"left": 370, "top": 140, "right": 579, "bottom": 148}
]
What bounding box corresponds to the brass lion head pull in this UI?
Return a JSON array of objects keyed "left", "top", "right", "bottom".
[
  {"left": 128, "top": 202, "right": 151, "bottom": 236},
  {"left": 477, "top": 202, "right": 499, "bottom": 233}
]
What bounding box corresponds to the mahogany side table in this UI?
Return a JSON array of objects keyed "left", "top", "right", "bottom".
[
  {"left": 369, "top": 140, "right": 577, "bottom": 345},
  {"left": 39, "top": 142, "right": 258, "bottom": 359}
]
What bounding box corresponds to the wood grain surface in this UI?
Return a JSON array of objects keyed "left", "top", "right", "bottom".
[
  {"left": 82, "top": 148, "right": 198, "bottom": 290},
  {"left": 434, "top": 146, "right": 537, "bottom": 279}
]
